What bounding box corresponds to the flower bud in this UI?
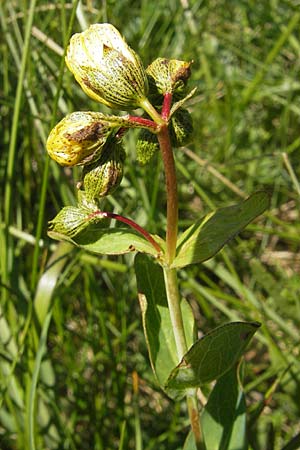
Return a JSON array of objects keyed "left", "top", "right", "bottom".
[
  {"left": 170, "top": 108, "right": 193, "bottom": 147},
  {"left": 81, "top": 141, "right": 125, "bottom": 200},
  {"left": 48, "top": 206, "right": 101, "bottom": 238},
  {"left": 136, "top": 128, "right": 159, "bottom": 165},
  {"left": 46, "top": 111, "right": 125, "bottom": 166},
  {"left": 66, "top": 24, "right": 148, "bottom": 110},
  {"left": 146, "top": 58, "right": 192, "bottom": 98}
]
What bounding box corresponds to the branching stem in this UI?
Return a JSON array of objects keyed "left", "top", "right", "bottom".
[
  {"left": 140, "top": 96, "right": 204, "bottom": 448},
  {"left": 127, "top": 115, "right": 157, "bottom": 131}
]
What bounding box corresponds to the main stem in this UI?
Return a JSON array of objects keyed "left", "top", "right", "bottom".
[
  {"left": 139, "top": 98, "right": 178, "bottom": 263},
  {"left": 163, "top": 267, "right": 187, "bottom": 358},
  {"left": 157, "top": 125, "right": 178, "bottom": 264},
  {"left": 160, "top": 129, "right": 203, "bottom": 449},
  {"left": 142, "top": 98, "right": 203, "bottom": 448}
]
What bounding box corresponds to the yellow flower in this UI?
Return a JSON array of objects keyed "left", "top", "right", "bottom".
[
  {"left": 46, "top": 111, "right": 124, "bottom": 166},
  {"left": 65, "top": 24, "right": 148, "bottom": 110}
]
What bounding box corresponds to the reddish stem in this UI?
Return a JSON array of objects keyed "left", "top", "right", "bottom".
[
  {"left": 157, "top": 124, "right": 178, "bottom": 264},
  {"left": 128, "top": 115, "right": 158, "bottom": 130},
  {"left": 161, "top": 92, "right": 173, "bottom": 120},
  {"left": 87, "top": 210, "right": 162, "bottom": 254}
]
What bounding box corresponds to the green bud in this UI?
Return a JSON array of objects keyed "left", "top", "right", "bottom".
[
  {"left": 66, "top": 24, "right": 148, "bottom": 110},
  {"left": 146, "top": 58, "right": 192, "bottom": 98},
  {"left": 46, "top": 111, "right": 127, "bottom": 167},
  {"left": 169, "top": 87, "right": 197, "bottom": 117},
  {"left": 81, "top": 141, "right": 125, "bottom": 200},
  {"left": 170, "top": 108, "right": 193, "bottom": 148},
  {"left": 136, "top": 128, "right": 159, "bottom": 165},
  {"left": 48, "top": 205, "right": 103, "bottom": 238}
]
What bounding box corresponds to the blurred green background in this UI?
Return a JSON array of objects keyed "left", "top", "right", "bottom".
[{"left": 1, "top": 1, "right": 300, "bottom": 449}]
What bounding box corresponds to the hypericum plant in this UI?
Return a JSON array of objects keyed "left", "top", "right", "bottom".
[{"left": 47, "top": 23, "right": 269, "bottom": 449}]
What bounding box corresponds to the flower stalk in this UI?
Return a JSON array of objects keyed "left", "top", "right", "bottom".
[{"left": 139, "top": 97, "right": 165, "bottom": 126}]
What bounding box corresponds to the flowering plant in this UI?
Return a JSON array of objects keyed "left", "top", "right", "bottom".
[{"left": 47, "top": 23, "right": 269, "bottom": 449}]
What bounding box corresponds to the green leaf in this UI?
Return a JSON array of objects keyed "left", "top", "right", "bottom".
[
  {"left": 172, "top": 191, "right": 270, "bottom": 268},
  {"left": 183, "top": 430, "right": 197, "bottom": 450},
  {"left": 49, "top": 226, "right": 163, "bottom": 258},
  {"left": 201, "top": 365, "right": 247, "bottom": 450},
  {"left": 134, "top": 253, "right": 195, "bottom": 389},
  {"left": 165, "top": 321, "right": 260, "bottom": 400}
]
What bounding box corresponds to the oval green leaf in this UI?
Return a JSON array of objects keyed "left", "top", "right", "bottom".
[
  {"left": 201, "top": 365, "right": 248, "bottom": 450},
  {"left": 183, "top": 431, "right": 198, "bottom": 450},
  {"left": 49, "top": 226, "right": 163, "bottom": 258},
  {"left": 135, "top": 253, "right": 195, "bottom": 389},
  {"left": 165, "top": 321, "right": 260, "bottom": 399},
  {"left": 172, "top": 191, "right": 270, "bottom": 268}
]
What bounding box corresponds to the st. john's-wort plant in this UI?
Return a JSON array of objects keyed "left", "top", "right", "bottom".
[{"left": 46, "top": 23, "right": 270, "bottom": 450}]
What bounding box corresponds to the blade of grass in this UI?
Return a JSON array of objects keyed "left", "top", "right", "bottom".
[
  {"left": 1, "top": 0, "right": 37, "bottom": 301},
  {"left": 242, "top": 12, "right": 300, "bottom": 104},
  {"left": 30, "top": 0, "right": 80, "bottom": 291},
  {"left": 281, "top": 152, "right": 300, "bottom": 198},
  {"left": 27, "top": 310, "right": 52, "bottom": 450},
  {"left": 34, "top": 241, "right": 73, "bottom": 324}
]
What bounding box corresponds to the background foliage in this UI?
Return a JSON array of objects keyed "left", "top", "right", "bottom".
[{"left": 1, "top": 1, "right": 300, "bottom": 449}]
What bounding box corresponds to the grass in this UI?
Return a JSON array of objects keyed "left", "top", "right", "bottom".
[{"left": 1, "top": 1, "right": 300, "bottom": 449}]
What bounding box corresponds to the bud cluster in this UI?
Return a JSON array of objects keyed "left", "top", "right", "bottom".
[{"left": 46, "top": 23, "right": 195, "bottom": 237}]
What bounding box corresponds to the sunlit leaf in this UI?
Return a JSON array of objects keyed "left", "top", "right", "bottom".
[
  {"left": 135, "top": 253, "right": 195, "bottom": 389},
  {"left": 165, "top": 321, "right": 260, "bottom": 399},
  {"left": 172, "top": 191, "right": 270, "bottom": 268},
  {"left": 49, "top": 226, "right": 163, "bottom": 258}
]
